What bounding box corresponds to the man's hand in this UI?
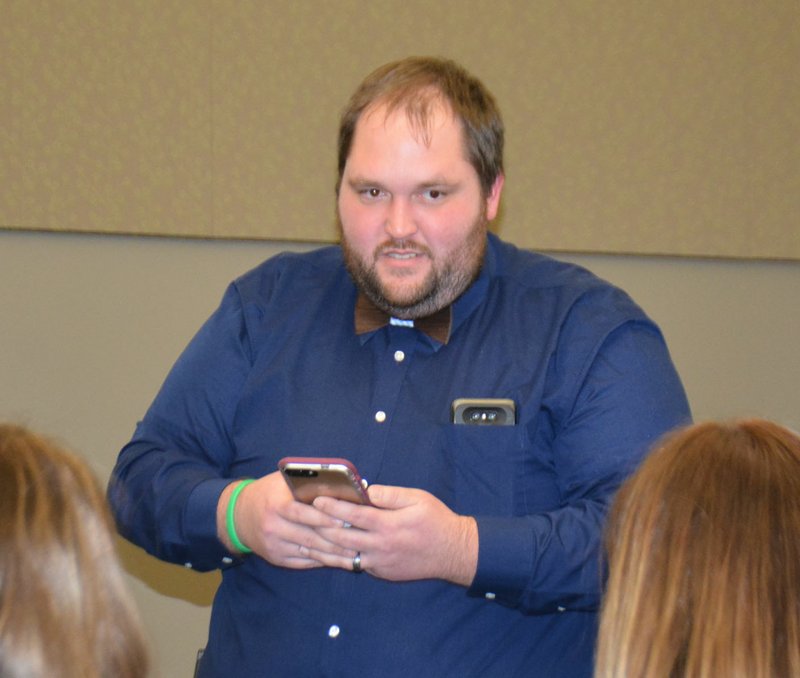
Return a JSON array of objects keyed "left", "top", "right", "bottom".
[
  {"left": 216, "top": 471, "right": 357, "bottom": 568},
  {"left": 311, "top": 485, "right": 479, "bottom": 587}
]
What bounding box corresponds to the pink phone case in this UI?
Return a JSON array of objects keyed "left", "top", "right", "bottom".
[{"left": 278, "top": 457, "right": 371, "bottom": 505}]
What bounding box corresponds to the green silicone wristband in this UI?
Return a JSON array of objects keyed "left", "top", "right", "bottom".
[{"left": 226, "top": 479, "right": 255, "bottom": 554}]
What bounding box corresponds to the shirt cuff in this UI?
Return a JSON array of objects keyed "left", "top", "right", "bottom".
[
  {"left": 183, "top": 477, "right": 239, "bottom": 570},
  {"left": 467, "top": 515, "right": 535, "bottom": 606}
]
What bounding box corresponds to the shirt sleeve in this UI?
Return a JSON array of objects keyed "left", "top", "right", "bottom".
[
  {"left": 107, "top": 282, "right": 253, "bottom": 570},
  {"left": 468, "top": 318, "right": 691, "bottom": 613}
]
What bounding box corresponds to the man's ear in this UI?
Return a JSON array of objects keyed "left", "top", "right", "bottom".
[{"left": 485, "top": 174, "right": 505, "bottom": 221}]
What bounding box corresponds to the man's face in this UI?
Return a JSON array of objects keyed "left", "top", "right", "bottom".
[{"left": 338, "top": 101, "right": 503, "bottom": 319}]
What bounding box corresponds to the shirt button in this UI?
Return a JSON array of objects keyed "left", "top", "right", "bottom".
[
  {"left": 221, "top": 557, "right": 233, "bottom": 565},
  {"left": 184, "top": 562, "right": 193, "bottom": 569},
  {"left": 393, "top": 350, "right": 405, "bottom": 362},
  {"left": 328, "top": 625, "right": 340, "bottom": 638},
  {"left": 375, "top": 411, "right": 387, "bottom": 423},
  {"left": 485, "top": 592, "right": 496, "bottom": 600}
]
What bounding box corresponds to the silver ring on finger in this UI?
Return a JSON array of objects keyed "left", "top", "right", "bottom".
[{"left": 352, "top": 552, "right": 363, "bottom": 574}]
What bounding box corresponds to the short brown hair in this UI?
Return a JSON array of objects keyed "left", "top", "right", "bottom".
[
  {"left": 337, "top": 56, "right": 504, "bottom": 196},
  {"left": 596, "top": 419, "right": 800, "bottom": 677}
]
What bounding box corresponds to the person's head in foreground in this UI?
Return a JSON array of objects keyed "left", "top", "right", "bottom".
[
  {"left": 0, "top": 423, "right": 149, "bottom": 678},
  {"left": 596, "top": 418, "right": 800, "bottom": 678}
]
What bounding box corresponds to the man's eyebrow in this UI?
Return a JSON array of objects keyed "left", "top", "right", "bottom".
[
  {"left": 344, "top": 176, "right": 461, "bottom": 191},
  {"left": 346, "top": 176, "right": 384, "bottom": 188},
  {"left": 417, "top": 178, "right": 457, "bottom": 188},
  {"left": 416, "top": 179, "right": 462, "bottom": 193}
]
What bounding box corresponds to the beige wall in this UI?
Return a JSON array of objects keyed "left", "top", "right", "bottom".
[
  {"left": 2, "top": 1, "right": 799, "bottom": 259},
  {"left": 1, "top": 229, "right": 798, "bottom": 675}
]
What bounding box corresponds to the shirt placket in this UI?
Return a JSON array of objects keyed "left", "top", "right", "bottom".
[
  {"left": 317, "top": 325, "right": 421, "bottom": 672},
  {"left": 357, "top": 324, "right": 421, "bottom": 486}
]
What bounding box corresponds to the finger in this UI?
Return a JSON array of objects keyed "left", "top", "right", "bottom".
[
  {"left": 314, "top": 524, "right": 369, "bottom": 553},
  {"left": 281, "top": 523, "right": 356, "bottom": 557},
  {"left": 312, "top": 496, "right": 372, "bottom": 527},
  {"left": 306, "top": 547, "right": 362, "bottom": 573},
  {"left": 284, "top": 498, "right": 346, "bottom": 528},
  {"left": 280, "top": 556, "right": 325, "bottom": 570},
  {"left": 269, "top": 533, "right": 352, "bottom": 568},
  {"left": 362, "top": 484, "right": 415, "bottom": 509}
]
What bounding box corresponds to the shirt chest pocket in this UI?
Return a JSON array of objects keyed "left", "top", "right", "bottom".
[{"left": 442, "top": 425, "right": 528, "bottom": 516}]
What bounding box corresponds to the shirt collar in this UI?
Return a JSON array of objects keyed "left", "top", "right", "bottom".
[
  {"left": 354, "top": 294, "right": 452, "bottom": 344},
  {"left": 351, "top": 233, "right": 498, "bottom": 346}
]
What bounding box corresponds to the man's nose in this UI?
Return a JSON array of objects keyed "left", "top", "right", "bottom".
[{"left": 384, "top": 199, "right": 418, "bottom": 240}]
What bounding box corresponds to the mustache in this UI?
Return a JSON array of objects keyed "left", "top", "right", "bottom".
[{"left": 374, "top": 239, "right": 432, "bottom": 257}]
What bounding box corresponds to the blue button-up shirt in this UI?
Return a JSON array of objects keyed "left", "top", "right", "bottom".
[{"left": 109, "top": 233, "right": 690, "bottom": 677}]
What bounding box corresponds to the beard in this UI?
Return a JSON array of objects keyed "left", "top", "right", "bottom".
[{"left": 340, "top": 211, "right": 488, "bottom": 320}]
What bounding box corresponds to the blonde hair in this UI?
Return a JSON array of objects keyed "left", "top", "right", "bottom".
[
  {"left": 596, "top": 419, "right": 800, "bottom": 678},
  {"left": 0, "top": 424, "right": 149, "bottom": 678}
]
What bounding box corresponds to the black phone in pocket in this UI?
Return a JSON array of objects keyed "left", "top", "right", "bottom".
[{"left": 451, "top": 398, "right": 516, "bottom": 426}]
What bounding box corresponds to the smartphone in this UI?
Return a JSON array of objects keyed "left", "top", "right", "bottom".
[
  {"left": 451, "top": 398, "right": 516, "bottom": 426},
  {"left": 278, "top": 457, "right": 371, "bottom": 505}
]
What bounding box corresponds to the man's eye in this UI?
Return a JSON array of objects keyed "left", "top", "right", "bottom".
[
  {"left": 423, "top": 189, "right": 444, "bottom": 201},
  {"left": 361, "top": 187, "right": 382, "bottom": 199}
]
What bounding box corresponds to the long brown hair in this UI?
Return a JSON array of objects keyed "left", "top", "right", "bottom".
[
  {"left": 0, "top": 424, "right": 149, "bottom": 678},
  {"left": 596, "top": 419, "right": 800, "bottom": 677}
]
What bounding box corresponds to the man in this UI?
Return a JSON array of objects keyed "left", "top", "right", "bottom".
[{"left": 109, "top": 57, "right": 690, "bottom": 677}]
